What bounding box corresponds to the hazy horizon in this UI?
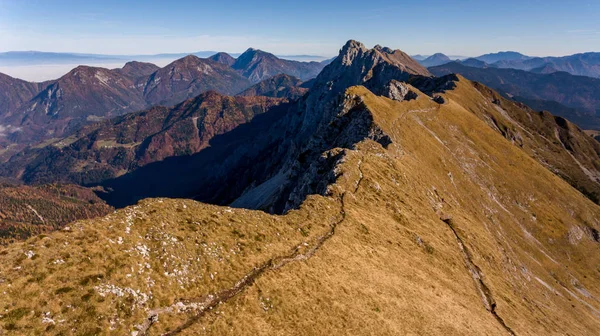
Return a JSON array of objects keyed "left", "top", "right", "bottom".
[{"left": 1, "top": 0, "right": 599, "bottom": 57}]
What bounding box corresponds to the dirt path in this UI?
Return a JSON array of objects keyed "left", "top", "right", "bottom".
[{"left": 136, "top": 156, "right": 364, "bottom": 335}]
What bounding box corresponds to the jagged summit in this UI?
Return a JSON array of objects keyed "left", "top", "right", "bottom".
[
  {"left": 337, "top": 40, "right": 430, "bottom": 76},
  {"left": 294, "top": 40, "right": 432, "bottom": 138}
]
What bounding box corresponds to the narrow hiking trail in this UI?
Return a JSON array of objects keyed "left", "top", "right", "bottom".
[{"left": 136, "top": 155, "right": 365, "bottom": 335}]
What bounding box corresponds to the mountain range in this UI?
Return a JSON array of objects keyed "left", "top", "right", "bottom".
[
  {"left": 1, "top": 40, "right": 600, "bottom": 335},
  {"left": 0, "top": 40, "right": 600, "bottom": 336},
  {"left": 0, "top": 92, "right": 287, "bottom": 186},
  {"left": 0, "top": 49, "right": 327, "bottom": 159},
  {"left": 417, "top": 51, "right": 600, "bottom": 79}
]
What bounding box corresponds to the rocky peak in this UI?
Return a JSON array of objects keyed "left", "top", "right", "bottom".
[
  {"left": 373, "top": 44, "right": 394, "bottom": 54},
  {"left": 229, "top": 40, "right": 435, "bottom": 211},
  {"left": 295, "top": 40, "right": 432, "bottom": 136},
  {"left": 377, "top": 80, "right": 419, "bottom": 102},
  {"left": 339, "top": 40, "right": 369, "bottom": 65},
  {"left": 232, "top": 48, "right": 275, "bottom": 70}
]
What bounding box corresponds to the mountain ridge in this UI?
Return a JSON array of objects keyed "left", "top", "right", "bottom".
[{"left": 1, "top": 40, "right": 600, "bottom": 335}]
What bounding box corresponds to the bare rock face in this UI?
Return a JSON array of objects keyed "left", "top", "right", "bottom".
[
  {"left": 230, "top": 41, "right": 429, "bottom": 212},
  {"left": 295, "top": 40, "right": 432, "bottom": 139},
  {"left": 378, "top": 80, "right": 419, "bottom": 102},
  {"left": 409, "top": 73, "right": 458, "bottom": 95},
  {"left": 281, "top": 93, "right": 392, "bottom": 211}
]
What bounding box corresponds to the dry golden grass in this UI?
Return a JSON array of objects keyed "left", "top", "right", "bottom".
[{"left": 1, "top": 80, "right": 600, "bottom": 335}]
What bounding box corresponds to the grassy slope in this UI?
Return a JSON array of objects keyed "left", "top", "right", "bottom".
[{"left": 1, "top": 82, "right": 600, "bottom": 335}]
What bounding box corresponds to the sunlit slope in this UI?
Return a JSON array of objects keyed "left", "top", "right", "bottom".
[{"left": 2, "top": 82, "right": 600, "bottom": 335}]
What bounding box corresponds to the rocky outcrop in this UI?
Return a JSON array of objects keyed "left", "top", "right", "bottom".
[{"left": 375, "top": 80, "right": 418, "bottom": 101}]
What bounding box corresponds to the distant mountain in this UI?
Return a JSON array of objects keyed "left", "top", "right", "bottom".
[
  {"left": 411, "top": 54, "right": 428, "bottom": 61},
  {"left": 476, "top": 51, "right": 532, "bottom": 63},
  {"left": 419, "top": 53, "right": 452, "bottom": 67},
  {"left": 0, "top": 92, "right": 285, "bottom": 186},
  {"left": 1, "top": 65, "right": 151, "bottom": 145},
  {"left": 208, "top": 52, "right": 236, "bottom": 66},
  {"left": 530, "top": 64, "right": 560, "bottom": 74},
  {"left": 114, "top": 61, "right": 160, "bottom": 79},
  {"left": 142, "top": 55, "right": 251, "bottom": 106},
  {"left": 488, "top": 52, "right": 600, "bottom": 78},
  {"left": 238, "top": 74, "right": 308, "bottom": 99},
  {"left": 459, "top": 58, "right": 488, "bottom": 68},
  {"left": 0, "top": 48, "right": 330, "bottom": 154},
  {"left": 429, "top": 62, "right": 600, "bottom": 128},
  {"left": 232, "top": 48, "right": 326, "bottom": 83}
]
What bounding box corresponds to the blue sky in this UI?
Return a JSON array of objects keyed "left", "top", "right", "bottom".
[{"left": 1, "top": 0, "right": 599, "bottom": 56}]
